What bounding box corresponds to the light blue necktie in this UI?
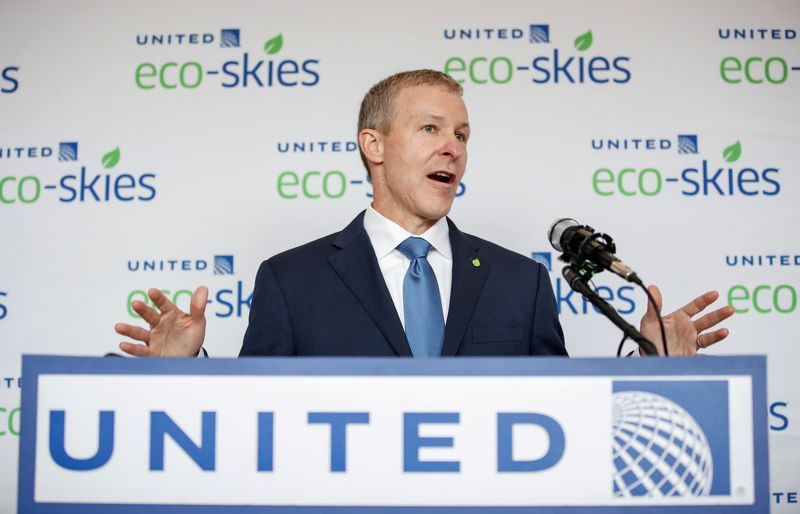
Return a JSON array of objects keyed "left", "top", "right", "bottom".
[{"left": 397, "top": 237, "right": 445, "bottom": 357}]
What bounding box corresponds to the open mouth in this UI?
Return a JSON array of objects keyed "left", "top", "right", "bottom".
[{"left": 427, "top": 171, "right": 456, "bottom": 184}]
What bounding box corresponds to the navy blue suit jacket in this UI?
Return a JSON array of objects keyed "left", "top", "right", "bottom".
[{"left": 239, "top": 212, "right": 566, "bottom": 357}]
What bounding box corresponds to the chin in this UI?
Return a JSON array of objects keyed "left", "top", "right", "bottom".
[{"left": 421, "top": 203, "right": 454, "bottom": 222}]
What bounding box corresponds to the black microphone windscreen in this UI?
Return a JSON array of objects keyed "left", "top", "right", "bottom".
[{"left": 548, "top": 218, "right": 579, "bottom": 251}]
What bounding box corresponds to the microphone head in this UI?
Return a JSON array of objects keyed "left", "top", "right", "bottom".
[{"left": 548, "top": 218, "right": 579, "bottom": 251}]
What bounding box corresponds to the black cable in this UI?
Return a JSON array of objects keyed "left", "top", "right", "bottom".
[
  {"left": 587, "top": 278, "right": 645, "bottom": 357},
  {"left": 637, "top": 282, "right": 668, "bottom": 356},
  {"left": 616, "top": 334, "right": 628, "bottom": 357},
  {"left": 587, "top": 273, "right": 656, "bottom": 357}
]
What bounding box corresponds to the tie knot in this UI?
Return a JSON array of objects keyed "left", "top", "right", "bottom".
[{"left": 397, "top": 237, "right": 432, "bottom": 260}]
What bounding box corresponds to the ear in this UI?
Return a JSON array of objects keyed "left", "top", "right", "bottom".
[{"left": 358, "top": 128, "right": 383, "bottom": 167}]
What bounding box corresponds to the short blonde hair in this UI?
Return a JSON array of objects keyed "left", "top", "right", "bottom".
[{"left": 357, "top": 69, "right": 463, "bottom": 173}]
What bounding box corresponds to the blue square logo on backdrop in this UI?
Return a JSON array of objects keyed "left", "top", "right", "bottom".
[
  {"left": 529, "top": 25, "right": 550, "bottom": 43},
  {"left": 611, "top": 380, "right": 730, "bottom": 497},
  {"left": 531, "top": 252, "right": 552, "bottom": 271},
  {"left": 678, "top": 134, "right": 698, "bottom": 154},
  {"left": 214, "top": 255, "right": 234, "bottom": 275},
  {"left": 58, "top": 142, "right": 78, "bottom": 161},
  {"left": 220, "top": 29, "right": 240, "bottom": 48}
]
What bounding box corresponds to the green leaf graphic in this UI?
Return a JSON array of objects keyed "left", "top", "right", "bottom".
[
  {"left": 723, "top": 140, "right": 742, "bottom": 163},
  {"left": 101, "top": 147, "right": 120, "bottom": 169},
  {"left": 264, "top": 33, "right": 284, "bottom": 55},
  {"left": 574, "top": 30, "right": 593, "bottom": 51}
]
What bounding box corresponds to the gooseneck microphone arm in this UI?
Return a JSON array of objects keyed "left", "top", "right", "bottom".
[{"left": 562, "top": 266, "right": 659, "bottom": 356}]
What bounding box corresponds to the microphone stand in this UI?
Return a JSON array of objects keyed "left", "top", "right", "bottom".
[{"left": 562, "top": 265, "right": 659, "bottom": 356}]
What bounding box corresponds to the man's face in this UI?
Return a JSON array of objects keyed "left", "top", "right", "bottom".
[{"left": 370, "top": 84, "right": 469, "bottom": 233}]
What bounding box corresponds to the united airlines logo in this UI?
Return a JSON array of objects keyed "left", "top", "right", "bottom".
[
  {"left": 612, "top": 380, "right": 730, "bottom": 497},
  {"left": 0, "top": 141, "right": 77, "bottom": 161},
  {"left": 213, "top": 255, "right": 234, "bottom": 275},
  {"left": 135, "top": 28, "right": 241, "bottom": 47},
  {"left": 219, "top": 29, "right": 240, "bottom": 48},
  {"left": 126, "top": 254, "right": 234, "bottom": 274},
  {"left": 58, "top": 142, "right": 79, "bottom": 161},
  {"left": 677, "top": 135, "right": 698, "bottom": 154},
  {"left": 529, "top": 25, "right": 550, "bottom": 43},
  {"left": 590, "top": 134, "right": 698, "bottom": 153}
]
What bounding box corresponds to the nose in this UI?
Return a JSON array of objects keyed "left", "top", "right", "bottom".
[{"left": 439, "top": 133, "right": 465, "bottom": 160}]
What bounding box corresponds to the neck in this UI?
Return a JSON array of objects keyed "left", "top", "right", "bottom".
[{"left": 370, "top": 203, "right": 439, "bottom": 235}]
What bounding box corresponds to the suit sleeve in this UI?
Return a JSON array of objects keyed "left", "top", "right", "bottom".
[
  {"left": 239, "top": 260, "right": 296, "bottom": 356},
  {"left": 530, "top": 263, "right": 568, "bottom": 356}
]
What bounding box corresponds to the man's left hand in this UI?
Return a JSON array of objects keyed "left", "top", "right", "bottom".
[{"left": 639, "top": 285, "right": 734, "bottom": 356}]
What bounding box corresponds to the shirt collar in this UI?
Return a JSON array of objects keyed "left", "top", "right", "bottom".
[{"left": 364, "top": 205, "right": 452, "bottom": 260}]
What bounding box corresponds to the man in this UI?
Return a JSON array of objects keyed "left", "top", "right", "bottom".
[{"left": 115, "top": 70, "right": 732, "bottom": 358}]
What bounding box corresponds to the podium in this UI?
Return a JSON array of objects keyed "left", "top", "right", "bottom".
[{"left": 19, "top": 355, "right": 769, "bottom": 513}]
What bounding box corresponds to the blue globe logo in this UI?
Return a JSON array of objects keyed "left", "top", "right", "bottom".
[{"left": 612, "top": 391, "right": 713, "bottom": 497}]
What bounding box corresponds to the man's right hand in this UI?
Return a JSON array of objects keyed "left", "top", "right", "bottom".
[{"left": 115, "top": 286, "right": 208, "bottom": 357}]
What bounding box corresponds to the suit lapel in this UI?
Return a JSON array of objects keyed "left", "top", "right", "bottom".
[
  {"left": 328, "top": 212, "right": 413, "bottom": 357},
  {"left": 441, "top": 218, "right": 490, "bottom": 356}
]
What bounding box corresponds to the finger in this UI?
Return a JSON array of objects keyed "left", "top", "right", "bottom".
[
  {"left": 694, "top": 305, "right": 734, "bottom": 333},
  {"left": 114, "top": 323, "right": 151, "bottom": 344},
  {"left": 648, "top": 284, "right": 663, "bottom": 312},
  {"left": 641, "top": 284, "right": 663, "bottom": 323},
  {"left": 119, "top": 342, "right": 152, "bottom": 357},
  {"left": 132, "top": 301, "right": 160, "bottom": 327},
  {"left": 697, "top": 328, "right": 729, "bottom": 349},
  {"left": 149, "top": 288, "right": 178, "bottom": 314},
  {"left": 680, "top": 290, "right": 719, "bottom": 318},
  {"left": 190, "top": 286, "right": 209, "bottom": 320}
]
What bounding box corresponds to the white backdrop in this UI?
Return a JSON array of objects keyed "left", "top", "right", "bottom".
[{"left": 1, "top": 0, "right": 798, "bottom": 512}]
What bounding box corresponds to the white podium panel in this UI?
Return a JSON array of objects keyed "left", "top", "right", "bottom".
[{"left": 19, "top": 355, "right": 768, "bottom": 513}]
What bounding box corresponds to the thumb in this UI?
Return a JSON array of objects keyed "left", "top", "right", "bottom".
[
  {"left": 642, "top": 284, "right": 663, "bottom": 323},
  {"left": 190, "top": 286, "right": 209, "bottom": 319}
]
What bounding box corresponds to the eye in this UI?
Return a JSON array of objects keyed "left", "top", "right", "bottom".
[
  {"left": 456, "top": 132, "right": 466, "bottom": 142},
  {"left": 422, "top": 125, "right": 437, "bottom": 133}
]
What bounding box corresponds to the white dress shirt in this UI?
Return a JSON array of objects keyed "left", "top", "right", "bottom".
[{"left": 363, "top": 205, "right": 452, "bottom": 327}]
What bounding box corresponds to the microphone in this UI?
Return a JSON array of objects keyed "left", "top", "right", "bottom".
[{"left": 548, "top": 218, "right": 640, "bottom": 283}]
